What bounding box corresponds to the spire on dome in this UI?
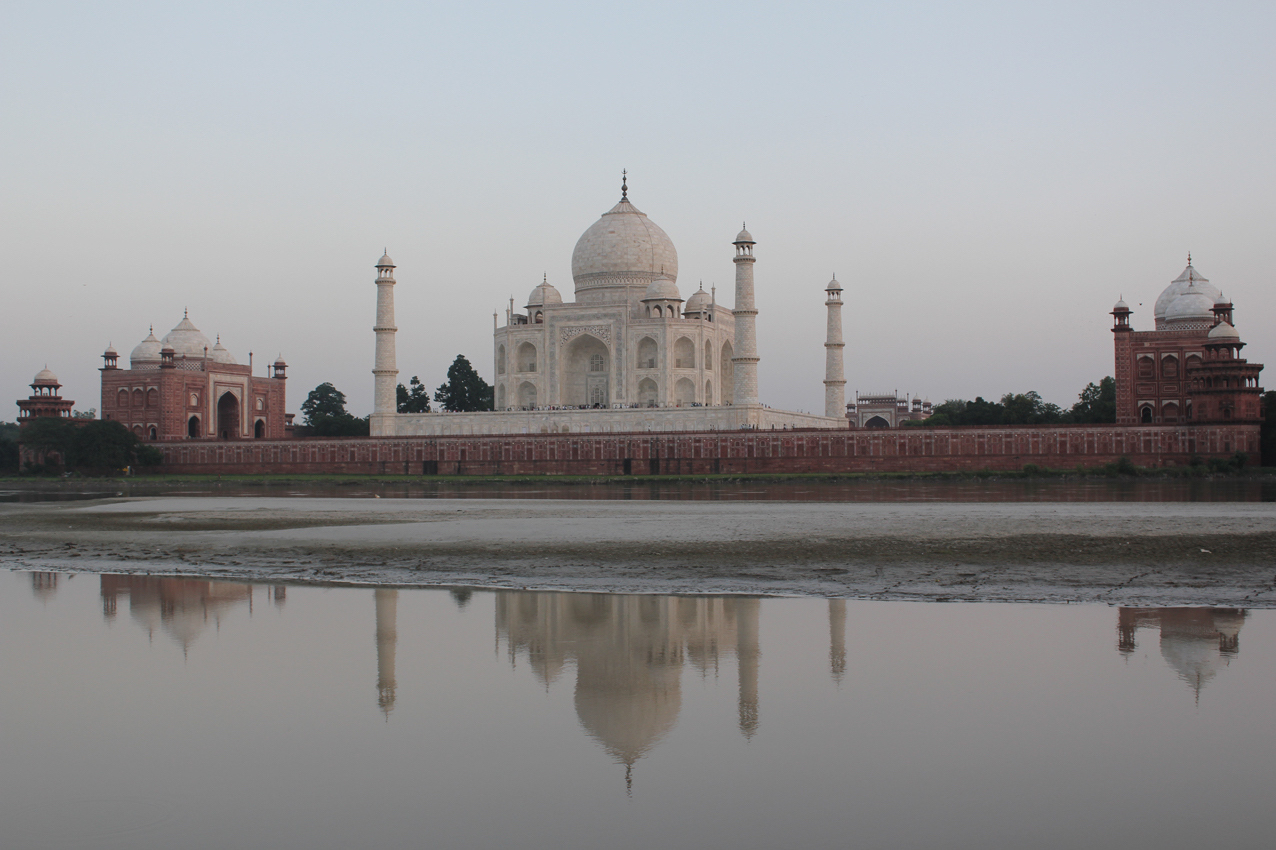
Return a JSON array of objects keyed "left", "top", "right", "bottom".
[{"left": 621, "top": 169, "right": 628, "bottom": 201}]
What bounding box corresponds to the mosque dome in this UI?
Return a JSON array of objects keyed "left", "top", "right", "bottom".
[
  {"left": 162, "top": 314, "right": 214, "bottom": 359},
  {"left": 1164, "top": 284, "right": 1215, "bottom": 325},
  {"left": 210, "top": 337, "right": 237, "bottom": 364},
  {"left": 1155, "top": 262, "right": 1221, "bottom": 326},
  {"left": 130, "top": 330, "right": 162, "bottom": 364},
  {"left": 1208, "top": 321, "right": 1240, "bottom": 340},
  {"left": 1215, "top": 292, "right": 1231, "bottom": 307},
  {"left": 684, "top": 285, "right": 712, "bottom": 313},
  {"left": 1113, "top": 297, "right": 1129, "bottom": 311},
  {"left": 104, "top": 344, "right": 118, "bottom": 357},
  {"left": 377, "top": 252, "right": 395, "bottom": 267},
  {"left": 571, "top": 194, "right": 679, "bottom": 295},
  {"left": 826, "top": 275, "right": 842, "bottom": 293},
  {"left": 643, "top": 276, "right": 681, "bottom": 302},
  {"left": 33, "top": 368, "right": 58, "bottom": 386},
  {"left": 735, "top": 225, "right": 754, "bottom": 244},
  {"left": 527, "top": 278, "right": 563, "bottom": 308}
]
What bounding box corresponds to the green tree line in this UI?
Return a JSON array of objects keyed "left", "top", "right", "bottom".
[{"left": 911, "top": 377, "right": 1116, "bottom": 427}]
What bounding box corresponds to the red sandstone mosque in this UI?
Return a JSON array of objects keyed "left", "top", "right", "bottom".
[{"left": 97, "top": 312, "right": 290, "bottom": 441}]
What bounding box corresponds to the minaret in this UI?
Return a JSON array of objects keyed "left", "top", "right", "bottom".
[
  {"left": 824, "top": 275, "right": 846, "bottom": 418},
  {"left": 371, "top": 252, "right": 398, "bottom": 435},
  {"left": 375, "top": 589, "right": 398, "bottom": 718},
  {"left": 732, "top": 225, "right": 760, "bottom": 406}
]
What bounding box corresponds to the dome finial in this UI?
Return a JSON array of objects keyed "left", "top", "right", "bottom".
[
  {"left": 621, "top": 169, "right": 628, "bottom": 201},
  {"left": 184, "top": 307, "right": 188, "bottom": 319},
  {"left": 543, "top": 272, "right": 547, "bottom": 284}
]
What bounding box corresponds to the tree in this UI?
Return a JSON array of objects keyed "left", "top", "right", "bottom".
[
  {"left": 1261, "top": 390, "right": 1276, "bottom": 467},
  {"left": 1070, "top": 377, "right": 1116, "bottom": 423},
  {"left": 301, "top": 383, "right": 370, "bottom": 437},
  {"left": 396, "top": 376, "right": 432, "bottom": 413},
  {"left": 435, "top": 355, "right": 494, "bottom": 412},
  {"left": 0, "top": 421, "right": 21, "bottom": 472},
  {"left": 17, "top": 418, "right": 160, "bottom": 473}
]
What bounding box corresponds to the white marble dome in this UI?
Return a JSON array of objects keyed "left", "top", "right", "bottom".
[
  {"left": 210, "top": 338, "right": 237, "bottom": 364},
  {"left": 377, "top": 252, "right": 395, "bottom": 267},
  {"left": 643, "top": 276, "right": 681, "bottom": 302},
  {"left": 130, "top": 330, "right": 162, "bottom": 364},
  {"left": 527, "top": 280, "right": 563, "bottom": 308},
  {"left": 571, "top": 198, "right": 679, "bottom": 291},
  {"left": 685, "top": 285, "right": 712, "bottom": 313},
  {"left": 1208, "top": 321, "right": 1240, "bottom": 340},
  {"left": 735, "top": 226, "right": 754, "bottom": 244},
  {"left": 1113, "top": 297, "right": 1129, "bottom": 311},
  {"left": 1165, "top": 284, "right": 1215, "bottom": 324},
  {"left": 1155, "top": 263, "right": 1220, "bottom": 326},
  {"left": 162, "top": 315, "right": 214, "bottom": 359},
  {"left": 33, "top": 367, "right": 58, "bottom": 385}
]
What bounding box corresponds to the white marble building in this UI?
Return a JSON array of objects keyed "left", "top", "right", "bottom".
[{"left": 370, "top": 178, "right": 848, "bottom": 436}]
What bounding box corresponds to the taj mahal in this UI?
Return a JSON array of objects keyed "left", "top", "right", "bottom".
[{"left": 369, "top": 176, "right": 850, "bottom": 436}]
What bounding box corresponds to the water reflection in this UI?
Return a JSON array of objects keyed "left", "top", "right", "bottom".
[
  {"left": 30, "top": 571, "right": 60, "bottom": 601},
  {"left": 1117, "top": 607, "right": 1246, "bottom": 699},
  {"left": 99, "top": 575, "right": 263, "bottom": 652},
  {"left": 375, "top": 589, "right": 398, "bottom": 717}
]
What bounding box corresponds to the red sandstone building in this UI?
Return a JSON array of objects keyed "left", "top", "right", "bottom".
[
  {"left": 99, "top": 313, "right": 289, "bottom": 441},
  {"left": 1111, "top": 259, "right": 1263, "bottom": 428}
]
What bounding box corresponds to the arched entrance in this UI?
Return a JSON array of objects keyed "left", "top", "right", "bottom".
[
  {"left": 864, "top": 415, "right": 890, "bottom": 429},
  {"left": 254, "top": 419, "right": 266, "bottom": 438},
  {"left": 188, "top": 416, "right": 200, "bottom": 438},
  {"left": 562, "top": 334, "right": 609, "bottom": 407},
  {"left": 217, "top": 392, "right": 240, "bottom": 440}
]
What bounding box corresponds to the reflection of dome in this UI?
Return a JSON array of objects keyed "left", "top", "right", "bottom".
[
  {"left": 162, "top": 315, "right": 214, "bottom": 359},
  {"left": 571, "top": 196, "right": 679, "bottom": 294},
  {"left": 130, "top": 330, "right": 162, "bottom": 364},
  {"left": 1155, "top": 263, "right": 1221, "bottom": 327},
  {"left": 574, "top": 675, "right": 682, "bottom": 767},
  {"left": 684, "top": 285, "right": 712, "bottom": 314},
  {"left": 643, "top": 276, "right": 681, "bottom": 302}
]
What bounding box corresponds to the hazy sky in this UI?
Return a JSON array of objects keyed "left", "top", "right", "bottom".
[{"left": 4, "top": 2, "right": 1274, "bottom": 418}]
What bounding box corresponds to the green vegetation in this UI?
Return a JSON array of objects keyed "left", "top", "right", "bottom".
[
  {"left": 16, "top": 418, "right": 162, "bottom": 474},
  {"left": 910, "top": 377, "right": 1116, "bottom": 427},
  {"left": 300, "top": 383, "right": 370, "bottom": 436},
  {"left": 396, "top": 376, "right": 432, "bottom": 413},
  {"left": 0, "top": 421, "right": 19, "bottom": 472},
  {"left": 434, "top": 355, "right": 494, "bottom": 412},
  {"left": 1262, "top": 391, "right": 1276, "bottom": 466}
]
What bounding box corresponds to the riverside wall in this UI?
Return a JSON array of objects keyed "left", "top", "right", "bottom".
[{"left": 154, "top": 423, "right": 1261, "bottom": 476}]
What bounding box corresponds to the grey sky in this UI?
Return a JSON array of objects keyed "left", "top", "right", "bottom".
[{"left": 4, "top": 2, "right": 1273, "bottom": 418}]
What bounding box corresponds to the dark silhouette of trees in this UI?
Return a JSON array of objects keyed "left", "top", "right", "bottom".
[
  {"left": 300, "top": 383, "right": 369, "bottom": 436},
  {"left": 396, "top": 376, "right": 432, "bottom": 413},
  {"left": 17, "top": 419, "right": 161, "bottom": 473},
  {"left": 915, "top": 378, "right": 1115, "bottom": 427},
  {"left": 434, "top": 355, "right": 494, "bottom": 412}
]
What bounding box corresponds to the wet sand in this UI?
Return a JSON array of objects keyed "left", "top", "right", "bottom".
[{"left": 2, "top": 496, "right": 1275, "bottom": 605}]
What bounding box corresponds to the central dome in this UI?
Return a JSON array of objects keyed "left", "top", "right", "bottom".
[{"left": 571, "top": 194, "right": 678, "bottom": 301}]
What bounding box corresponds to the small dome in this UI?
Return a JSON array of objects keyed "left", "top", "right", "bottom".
[
  {"left": 644, "top": 276, "right": 681, "bottom": 302},
  {"left": 527, "top": 278, "right": 563, "bottom": 308},
  {"left": 1208, "top": 321, "right": 1240, "bottom": 340},
  {"left": 162, "top": 314, "right": 214, "bottom": 359},
  {"left": 210, "top": 338, "right": 237, "bottom": 364},
  {"left": 1113, "top": 297, "right": 1129, "bottom": 311},
  {"left": 33, "top": 368, "right": 58, "bottom": 385},
  {"left": 826, "top": 276, "right": 842, "bottom": 292},
  {"left": 684, "top": 285, "right": 712, "bottom": 313},
  {"left": 274, "top": 355, "right": 286, "bottom": 366},
  {"left": 1165, "top": 284, "right": 1215, "bottom": 323},
  {"left": 104, "top": 344, "right": 118, "bottom": 356},
  {"left": 130, "top": 330, "right": 162, "bottom": 364},
  {"left": 377, "top": 252, "right": 395, "bottom": 267},
  {"left": 1215, "top": 292, "right": 1231, "bottom": 307},
  {"left": 734, "top": 225, "right": 754, "bottom": 244}
]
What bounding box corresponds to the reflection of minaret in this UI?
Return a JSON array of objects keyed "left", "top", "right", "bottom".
[
  {"left": 736, "top": 598, "right": 761, "bottom": 740},
  {"left": 30, "top": 571, "right": 59, "bottom": 601},
  {"left": 375, "top": 589, "right": 398, "bottom": 718},
  {"left": 828, "top": 599, "right": 846, "bottom": 684},
  {"left": 270, "top": 585, "right": 286, "bottom": 608}
]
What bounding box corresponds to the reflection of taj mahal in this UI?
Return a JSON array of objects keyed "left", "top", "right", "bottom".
[
  {"left": 370, "top": 177, "right": 849, "bottom": 436},
  {"left": 1118, "top": 607, "right": 1246, "bottom": 699}
]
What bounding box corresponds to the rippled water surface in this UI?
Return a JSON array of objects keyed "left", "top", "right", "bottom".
[{"left": 4, "top": 570, "right": 1274, "bottom": 850}]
